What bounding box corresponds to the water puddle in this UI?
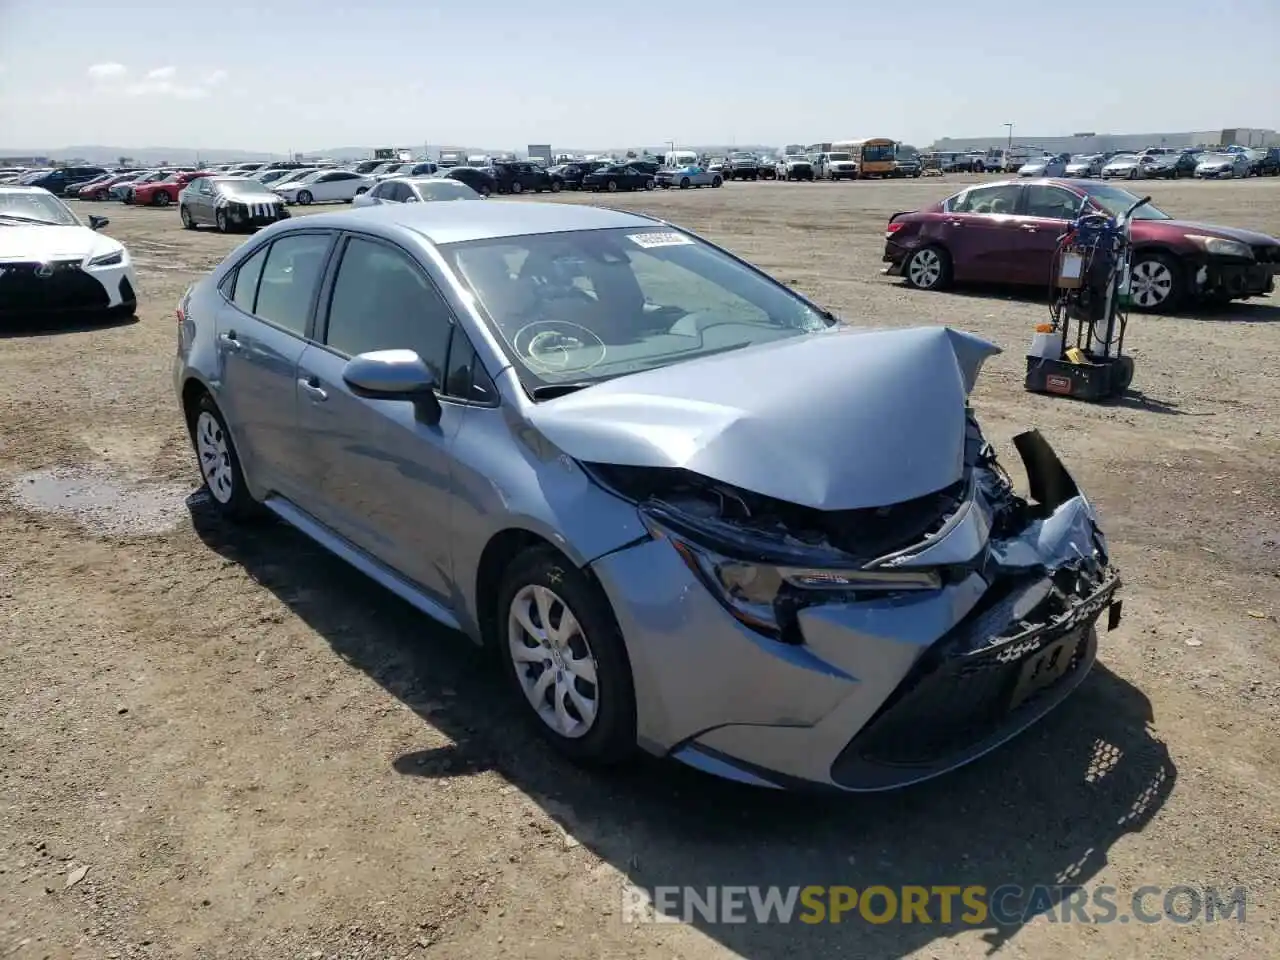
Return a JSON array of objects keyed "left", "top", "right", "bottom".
[{"left": 6, "top": 466, "right": 195, "bottom": 536}]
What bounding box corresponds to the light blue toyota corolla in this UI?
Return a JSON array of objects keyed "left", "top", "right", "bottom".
[{"left": 174, "top": 201, "right": 1122, "bottom": 791}]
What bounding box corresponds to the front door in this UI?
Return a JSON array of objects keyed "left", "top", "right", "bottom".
[
  {"left": 215, "top": 231, "right": 335, "bottom": 500},
  {"left": 293, "top": 233, "right": 462, "bottom": 603},
  {"left": 1011, "top": 184, "right": 1086, "bottom": 285}
]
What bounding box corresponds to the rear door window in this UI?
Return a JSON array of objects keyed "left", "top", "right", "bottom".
[{"left": 252, "top": 234, "right": 333, "bottom": 335}]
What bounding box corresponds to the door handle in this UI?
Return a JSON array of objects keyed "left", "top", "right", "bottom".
[
  {"left": 945, "top": 218, "right": 963, "bottom": 226},
  {"left": 298, "top": 376, "right": 328, "bottom": 402},
  {"left": 1019, "top": 224, "right": 1039, "bottom": 231},
  {"left": 218, "top": 331, "right": 242, "bottom": 350}
]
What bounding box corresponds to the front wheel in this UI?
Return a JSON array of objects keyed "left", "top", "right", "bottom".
[
  {"left": 498, "top": 547, "right": 637, "bottom": 766},
  {"left": 1129, "top": 253, "right": 1183, "bottom": 313},
  {"left": 180, "top": 206, "right": 197, "bottom": 230},
  {"left": 644, "top": 179, "right": 655, "bottom": 190},
  {"left": 711, "top": 176, "right": 722, "bottom": 188},
  {"left": 680, "top": 177, "right": 690, "bottom": 189},
  {"left": 903, "top": 245, "right": 952, "bottom": 292},
  {"left": 511, "top": 181, "right": 524, "bottom": 194},
  {"left": 215, "top": 209, "right": 229, "bottom": 233},
  {"left": 479, "top": 184, "right": 492, "bottom": 196},
  {"left": 297, "top": 190, "right": 313, "bottom": 205},
  {"left": 606, "top": 179, "right": 618, "bottom": 192},
  {"left": 550, "top": 180, "right": 562, "bottom": 193}
]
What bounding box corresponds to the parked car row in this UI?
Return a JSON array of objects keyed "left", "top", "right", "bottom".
[{"left": 1017, "top": 146, "right": 1279, "bottom": 181}]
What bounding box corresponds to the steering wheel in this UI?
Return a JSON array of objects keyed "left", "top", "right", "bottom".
[{"left": 512, "top": 320, "right": 607, "bottom": 374}]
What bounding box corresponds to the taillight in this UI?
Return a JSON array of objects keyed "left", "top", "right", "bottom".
[{"left": 885, "top": 221, "right": 905, "bottom": 239}]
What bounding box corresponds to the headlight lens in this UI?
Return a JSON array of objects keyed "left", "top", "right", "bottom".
[
  {"left": 87, "top": 250, "right": 123, "bottom": 267},
  {"left": 1186, "top": 234, "right": 1254, "bottom": 259},
  {"left": 654, "top": 522, "right": 942, "bottom": 640}
]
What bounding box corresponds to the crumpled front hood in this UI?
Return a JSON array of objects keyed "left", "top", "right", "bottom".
[
  {"left": 526, "top": 326, "right": 1001, "bottom": 511},
  {"left": 0, "top": 224, "right": 120, "bottom": 262}
]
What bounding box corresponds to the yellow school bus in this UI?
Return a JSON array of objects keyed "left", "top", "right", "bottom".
[{"left": 832, "top": 138, "right": 897, "bottom": 178}]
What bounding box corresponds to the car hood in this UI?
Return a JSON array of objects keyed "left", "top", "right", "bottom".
[
  {"left": 1161, "top": 220, "right": 1279, "bottom": 245},
  {"left": 526, "top": 326, "right": 1001, "bottom": 511},
  {"left": 0, "top": 224, "right": 122, "bottom": 262},
  {"left": 1105, "top": 160, "right": 1138, "bottom": 168}
]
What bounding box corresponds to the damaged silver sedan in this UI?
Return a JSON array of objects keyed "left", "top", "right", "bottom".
[{"left": 176, "top": 201, "right": 1122, "bottom": 792}]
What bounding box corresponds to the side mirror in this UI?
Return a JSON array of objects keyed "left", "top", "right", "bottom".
[
  {"left": 342, "top": 349, "right": 442, "bottom": 425},
  {"left": 88, "top": 215, "right": 109, "bottom": 231}
]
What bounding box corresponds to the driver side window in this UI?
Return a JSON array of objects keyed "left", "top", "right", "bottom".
[{"left": 321, "top": 236, "right": 454, "bottom": 381}]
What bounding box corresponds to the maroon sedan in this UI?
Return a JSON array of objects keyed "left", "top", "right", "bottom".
[{"left": 883, "top": 178, "right": 1280, "bottom": 312}]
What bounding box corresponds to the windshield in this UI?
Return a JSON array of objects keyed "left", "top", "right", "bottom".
[
  {"left": 287, "top": 170, "right": 324, "bottom": 185},
  {"left": 415, "top": 179, "right": 480, "bottom": 200},
  {"left": 785, "top": 154, "right": 807, "bottom": 161},
  {"left": 438, "top": 227, "right": 833, "bottom": 391},
  {"left": 1108, "top": 155, "right": 1138, "bottom": 164},
  {"left": 216, "top": 178, "right": 275, "bottom": 196},
  {"left": 1198, "top": 153, "right": 1232, "bottom": 163},
  {"left": 863, "top": 144, "right": 895, "bottom": 161},
  {"left": 0, "top": 190, "right": 80, "bottom": 226},
  {"left": 828, "top": 153, "right": 853, "bottom": 161},
  {"left": 17, "top": 170, "right": 51, "bottom": 184},
  {"left": 1080, "top": 184, "right": 1171, "bottom": 220}
]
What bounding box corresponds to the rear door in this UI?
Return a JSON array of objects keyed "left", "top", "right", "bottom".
[
  {"left": 214, "top": 231, "right": 336, "bottom": 500},
  {"left": 931, "top": 183, "right": 1024, "bottom": 281},
  {"left": 293, "top": 232, "right": 462, "bottom": 602}
]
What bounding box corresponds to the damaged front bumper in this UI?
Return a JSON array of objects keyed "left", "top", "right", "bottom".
[{"left": 588, "top": 430, "right": 1121, "bottom": 791}]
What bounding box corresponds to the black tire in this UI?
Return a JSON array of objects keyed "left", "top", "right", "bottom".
[
  {"left": 511, "top": 181, "right": 524, "bottom": 194},
  {"left": 644, "top": 179, "right": 655, "bottom": 190},
  {"left": 479, "top": 184, "right": 492, "bottom": 196},
  {"left": 297, "top": 189, "right": 313, "bottom": 205},
  {"left": 1128, "top": 252, "right": 1183, "bottom": 313},
  {"left": 1111, "top": 356, "right": 1135, "bottom": 394},
  {"left": 93, "top": 189, "right": 108, "bottom": 201},
  {"left": 711, "top": 176, "right": 722, "bottom": 188},
  {"left": 497, "top": 546, "right": 637, "bottom": 766},
  {"left": 550, "top": 180, "right": 562, "bottom": 193},
  {"left": 354, "top": 186, "right": 368, "bottom": 195},
  {"left": 187, "top": 393, "right": 264, "bottom": 522},
  {"left": 606, "top": 179, "right": 618, "bottom": 192},
  {"left": 902, "top": 245, "right": 953, "bottom": 291},
  {"left": 180, "top": 206, "right": 197, "bottom": 230},
  {"left": 152, "top": 190, "right": 171, "bottom": 207},
  {"left": 216, "top": 209, "right": 231, "bottom": 233},
  {"left": 680, "top": 177, "right": 690, "bottom": 189}
]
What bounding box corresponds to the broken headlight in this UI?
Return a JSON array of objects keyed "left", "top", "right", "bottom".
[{"left": 657, "top": 526, "right": 942, "bottom": 641}]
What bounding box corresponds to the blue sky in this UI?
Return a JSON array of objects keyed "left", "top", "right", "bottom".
[{"left": 1, "top": 0, "right": 1276, "bottom": 152}]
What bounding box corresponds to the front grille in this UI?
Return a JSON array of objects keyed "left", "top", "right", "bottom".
[
  {"left": 1251, "top": 245, "right": 1280, "bottom": 264},
  {"left": 0, "top": 260, "right": 110, "bottom": 313},
  {"left": 831, "top": 561, "right": 1118, "bottom": 778}
]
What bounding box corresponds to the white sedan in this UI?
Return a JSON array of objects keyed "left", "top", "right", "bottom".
[
  {"left": 0, "top": 185, "right": 138, "bottom": 321},
  {"left": 351, "top": 176, "right": 483, "bottom": 208},
  {"left": 273, "top": 169, "right": 374, "bottom": 205}
]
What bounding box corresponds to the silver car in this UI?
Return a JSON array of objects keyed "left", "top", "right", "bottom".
[
  {"left": 1064, "top": 155, "right": 1104, "bottom": 177},
  {"left": 1195, "top": 152, "right": 1250, "bottom": 179},
  {"left": 1018, "top": 155, "right": 1067, "bottom": 177},
  {"left": 352, "top": 176, "right": 483, "bottom": 207},
  {"left": 173, "top": 202, "right": 1122, "bottom": 792}
]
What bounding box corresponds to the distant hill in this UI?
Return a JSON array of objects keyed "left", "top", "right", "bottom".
[{"left": 4, "top": 142, "right": 786, "bottom": 165}]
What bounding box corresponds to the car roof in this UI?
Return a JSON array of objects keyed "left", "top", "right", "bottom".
[
  {"left": 0, "top": 184, "right": 54, "bottom": 194},
  {"left": 297, "top": 200, "right": 659, "bottom": 245}
]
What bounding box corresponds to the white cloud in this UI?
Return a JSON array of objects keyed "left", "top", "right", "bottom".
[
  {"left": 87, "top": 62, "right": 128, "bottom": 80},
  {"left": 125, "top": 79, "right": 208, "bottom": 100},
  {"left": 204, "top": 69, "right": 229, "bottom": 86},
  {"left": 145, "top": 65, "right": 176, "bottom": 80}
]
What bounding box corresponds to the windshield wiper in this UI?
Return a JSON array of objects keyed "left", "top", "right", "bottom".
[
  {"left": 0, "top": 213, "right": 60, "bottom": 226},
  {"left": 531, "top": 381, "right": 597, "bottom": 400}
]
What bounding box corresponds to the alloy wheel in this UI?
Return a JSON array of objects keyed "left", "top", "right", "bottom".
[
  {"left": 507, "top": 584, "right": 599, "bottom": 739},
  {"left": 908, "top": 248, "right": 943, "bottom": 289},
  {"left": 1130, "top": 259, "right": 1174, "bottom": 309}
]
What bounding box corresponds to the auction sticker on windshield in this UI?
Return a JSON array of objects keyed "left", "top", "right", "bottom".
[{"left": 629, "top": 231, "right": 694, "bottom": 249}]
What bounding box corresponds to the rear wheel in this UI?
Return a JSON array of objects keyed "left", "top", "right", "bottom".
[
  {"left": 297, "top": 189, "right": 313, "bottom": 205},
  {"left": 606, "top": 179, "right": 618, "bottom": 192},
  {"left": 215, "top": 209, "right": 229, "bottom": 233},
  {"left": 511, "top": 181, "right": 524, "bottom": 194},
  {"left": 93, "top": 189, "right": 108, "bottom": 201},
  {"left": 711, "top": 176, "right": 722, "bottom": 188},
  {"left": 903, "top": 245, "right": 952, "bottom": 292},
  {"left": 680, "top": 177, "right": 690, "bottom": 189},
  {"left": 152, "top": 190, "right": 171, "bottom": 207},
  {"left": 550, "top": 180, "right": 562, "bottom": 193},
  {"left": 188, "top": 394, "right": 263, "bottom": 522}
]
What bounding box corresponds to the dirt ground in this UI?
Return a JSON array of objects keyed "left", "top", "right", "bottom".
[{"left": 2, "top": 175, "right": 1278, "bottom": 960}]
